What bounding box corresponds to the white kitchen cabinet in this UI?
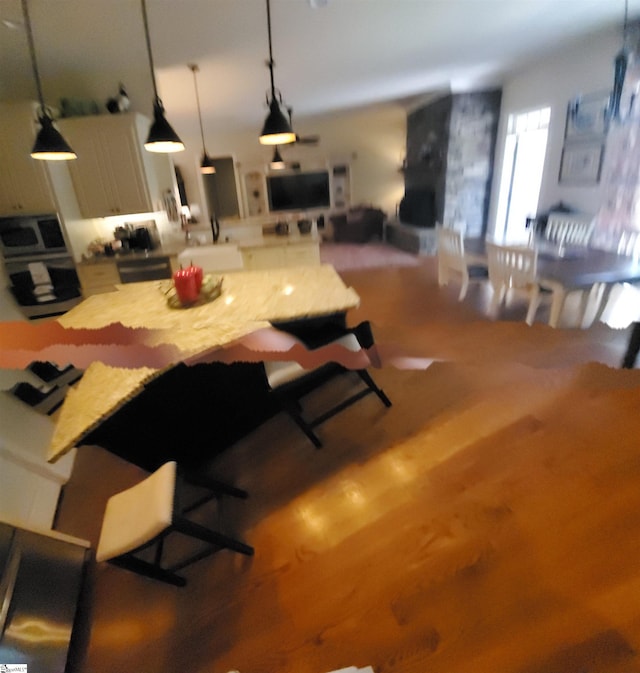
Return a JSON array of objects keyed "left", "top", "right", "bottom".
[
  {"left": 285, "top": 241, "right": 321, "bottom": 266},
  {"left": 0, "top": 390, "right": 76, "bottom": 530},
  {"left": 76, "top": 260, "right": 119, "bottom": 296},
  {"left": 58, "top": 113, "right": 175, "bottom": 218},
  {"left": 241, "top": 240, "right": 320, "bottom": 270},
  {"left": 242, "top": 246, "right": 286, "bottom": 270},
  {"left": 0, "top": 102, "right": 58, "bottom": 216}
]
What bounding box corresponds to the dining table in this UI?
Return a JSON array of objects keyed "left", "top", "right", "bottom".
[
  {"left": 464, "top": 237, "right": 640, "bottom": 328},
  {"left": 47, "top": 264, "right": 363, "bottom": 470}
]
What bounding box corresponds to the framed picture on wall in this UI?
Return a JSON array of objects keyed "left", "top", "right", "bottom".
[
  {"left": 559, "top": 142, "right": 604, "bottom": 184},
  {"left": 565, "top": 91, "right": 610, "bottom": 140}
]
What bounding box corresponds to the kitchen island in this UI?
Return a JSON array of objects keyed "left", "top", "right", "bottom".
[
  {"left": 48, "top": 264, "right": 363, "bottom": 470},
  {"left": 75, "top": 232, "right": 321, "bottom": 296}
]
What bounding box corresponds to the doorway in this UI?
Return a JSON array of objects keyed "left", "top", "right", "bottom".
[
  {"left": 495, "top": 107, "right": 550, "bottom": 242},
  {"left": 203, "top": 156, "right": 241, "bottom": 220}
]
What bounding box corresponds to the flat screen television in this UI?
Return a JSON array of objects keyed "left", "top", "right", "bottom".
[{"left": 266, "top": 170, "right": 331, "bottom": 212}]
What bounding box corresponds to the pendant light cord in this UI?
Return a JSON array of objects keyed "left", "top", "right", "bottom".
[
  {"left": 141, "top": 0, "right": 160, "bottom": 103},
  {"left": 21, "top": 0, "right": 46, "bottom": 112},
  {"left": 266, "top": 0, "right": 277, "bottom": 98},
  {"left": 189, "top": 64, "right": 207, "bottom": 152}
]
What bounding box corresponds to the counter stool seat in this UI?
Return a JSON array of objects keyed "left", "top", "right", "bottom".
[
  {"left": 264, "top": 332, "right": 392, "bottom": 448},
  {"left": 96, "top": 461, "right": 253, "bottom": 587}
]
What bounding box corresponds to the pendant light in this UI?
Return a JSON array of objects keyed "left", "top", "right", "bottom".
[
  {"left": 610, "top": 0, "right": 630, "bottom": 121},
  {"left": 141, "top": 0, "right": 184, "bottom": 153},
  {"left": 21, "top": 0, "right": 76, "bottom": 160},
  {"left": 259, "top": 0, "right": 296, "bottom": 145},
  {"left": 269, "top": 146, "right": 286, "bottom": 170},
  {"left": 188, "top": 64, "right": 215, "bottom": 174}
]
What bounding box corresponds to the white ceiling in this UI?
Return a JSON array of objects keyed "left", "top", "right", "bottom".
[{"left": 0, "top": 0, "right": 635, "bottom": 137}]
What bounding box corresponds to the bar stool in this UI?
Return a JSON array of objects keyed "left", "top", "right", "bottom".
[
  {"left": 95, "top": 461, "right": 254, "bottom": 587},
  {"left": 264, "top": 332, "right": 392, "bottom": 448}
]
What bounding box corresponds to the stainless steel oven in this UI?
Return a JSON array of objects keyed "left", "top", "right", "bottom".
[{"left": 0, "top": 213, "right": 68, "bottom": 258}]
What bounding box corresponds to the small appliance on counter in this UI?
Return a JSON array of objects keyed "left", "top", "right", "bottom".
[{"left": 113, "top": 220, "right": 160, "bottom": 253}]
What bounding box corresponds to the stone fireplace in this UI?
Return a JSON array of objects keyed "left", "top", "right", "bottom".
[{"left": 386, "top": 89, "right": 501, "bottom": 254}]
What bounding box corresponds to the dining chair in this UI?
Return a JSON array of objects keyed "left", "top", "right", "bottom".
[
  {"left": 544, "top": 213, "right": 595, "bottom": 247},
  {"left": 616, "top": 228, "right": 640, "bottom": 260},
  {"left": 263, "top": 331, "right": 392, "bottom": 448},
  {"left": 436, "top": 225, "right": 488, "bottom": 301},
  {"left": 96, "top": 461, "right": 254, "bottom": 587},
  {"left": 486, "top": 242, "right": 548, "bottom": 324}
]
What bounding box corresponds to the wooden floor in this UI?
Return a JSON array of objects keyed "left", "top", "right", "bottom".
[{"left": 56, "top": 256, "right": 640, "bottom": 673}]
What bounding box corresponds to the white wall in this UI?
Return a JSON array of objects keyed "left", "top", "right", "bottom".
[
  {"left": 172, "top": 102, "right": 407, "bottom": 235},
  {"left": 487, "top": 25, "right": 620, "bottom": 236}
]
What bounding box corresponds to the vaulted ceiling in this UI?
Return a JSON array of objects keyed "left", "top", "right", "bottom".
[{"left": 0, "top": 0, "right": 634, "bottom": 137}]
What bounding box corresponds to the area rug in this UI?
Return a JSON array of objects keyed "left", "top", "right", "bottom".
[{"left": 319, "top": 242, "right": 421, "bottom": 271}]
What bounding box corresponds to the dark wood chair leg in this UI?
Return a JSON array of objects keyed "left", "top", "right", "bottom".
[
  {"left": 356, "top": 369, "right": 392, "bottom": 407},
  {"left": 180, "top": 470, "right": 249, "bottom": 500},
  {"left": 109, "top": 554, "right": 186, "bottom": 587},
  {"left": 171, "top": 516, "right": 255, "bottom": 556},
  {"left": 275, "top": 393, "right": 323, "bottom": 448}
]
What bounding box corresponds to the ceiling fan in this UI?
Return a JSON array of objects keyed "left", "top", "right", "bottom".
[{"left": 286, "top": 106, "right": 320, "bottom": 145}]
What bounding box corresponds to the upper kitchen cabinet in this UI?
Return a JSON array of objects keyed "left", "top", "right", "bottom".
[
  {"left": 58, "top": 113, "right": 176, "bottom": 218},
  {"left": 0, "top": 102, "right": 59, "bottom": 216}
]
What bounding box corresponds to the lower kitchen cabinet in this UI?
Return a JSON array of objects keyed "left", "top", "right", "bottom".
[
  {"left": 0, "top": 389, "right": 76, "bottom": 530},
  {"left": 76, "top": 261, "right": 119, "bottom": 296},
  {"left": 77, "top": 255, "right": 176, "bottom": 296},
  {"left": 286, "top": 242, "right": 321, "bottom": 266},
  {"left": 242, "top": 241, "right": 320, "bottom": 270}
]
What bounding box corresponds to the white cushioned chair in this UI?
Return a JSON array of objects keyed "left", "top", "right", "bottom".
[
  {"left": 264, "top": 332, "right": 391, "bottom": 448},
  {"left": 96, "top": 461, "right": 253, "bottom": 586}
]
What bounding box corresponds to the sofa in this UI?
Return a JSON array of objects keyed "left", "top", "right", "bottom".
[{"left": 329, "top": 206, "right": 386, "bottom": 243}]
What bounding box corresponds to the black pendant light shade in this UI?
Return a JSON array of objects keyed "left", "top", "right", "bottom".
[
  {"left": 21, "top": 0, "right": 76, "bottom": 161},
  {"left": 269, "top": 146, "right": 286, "bottom": 170},
  {"left": 201, "top": 153, "right": 216, "bottom": 174},
  {"left": 261, "top": 98, "right": 295, "bottom": 145},
  {"left": 145, "top": 99, "right": 185, "bottom": 153},
  {"left": 31, "top": 113, "right": 76, "bottom": 160},
  {"left": 259, "top": 0, "right": 296, "bottom": 145},
  {"left": 141, "top": 0, "right": 184, "bottom": 153},
  {"left": 189, "top": 63, "right": 216, "bottom": 174}
]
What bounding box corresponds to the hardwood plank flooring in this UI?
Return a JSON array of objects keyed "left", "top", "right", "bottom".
[{"left": 56, "top": 255, "right": 640, "bottom": 673}]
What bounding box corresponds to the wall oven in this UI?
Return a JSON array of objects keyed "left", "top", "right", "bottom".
[
  {"left": 0, "top": 213, "right": 69, "bottom": 258},
  {"left": 0, "top": 213, "right": 82, "bottom": 319}
]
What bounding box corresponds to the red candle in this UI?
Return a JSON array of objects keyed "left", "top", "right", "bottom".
[
  {"left": 173, "top": 268, "right": 199, "bottom": 305},
  {"left": 190, "top": 262, "right": 203, "bottom": 293}
]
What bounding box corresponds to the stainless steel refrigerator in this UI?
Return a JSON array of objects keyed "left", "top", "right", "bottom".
[{"left": 0, "top": 522, "right": 90, "bottom": 672}]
